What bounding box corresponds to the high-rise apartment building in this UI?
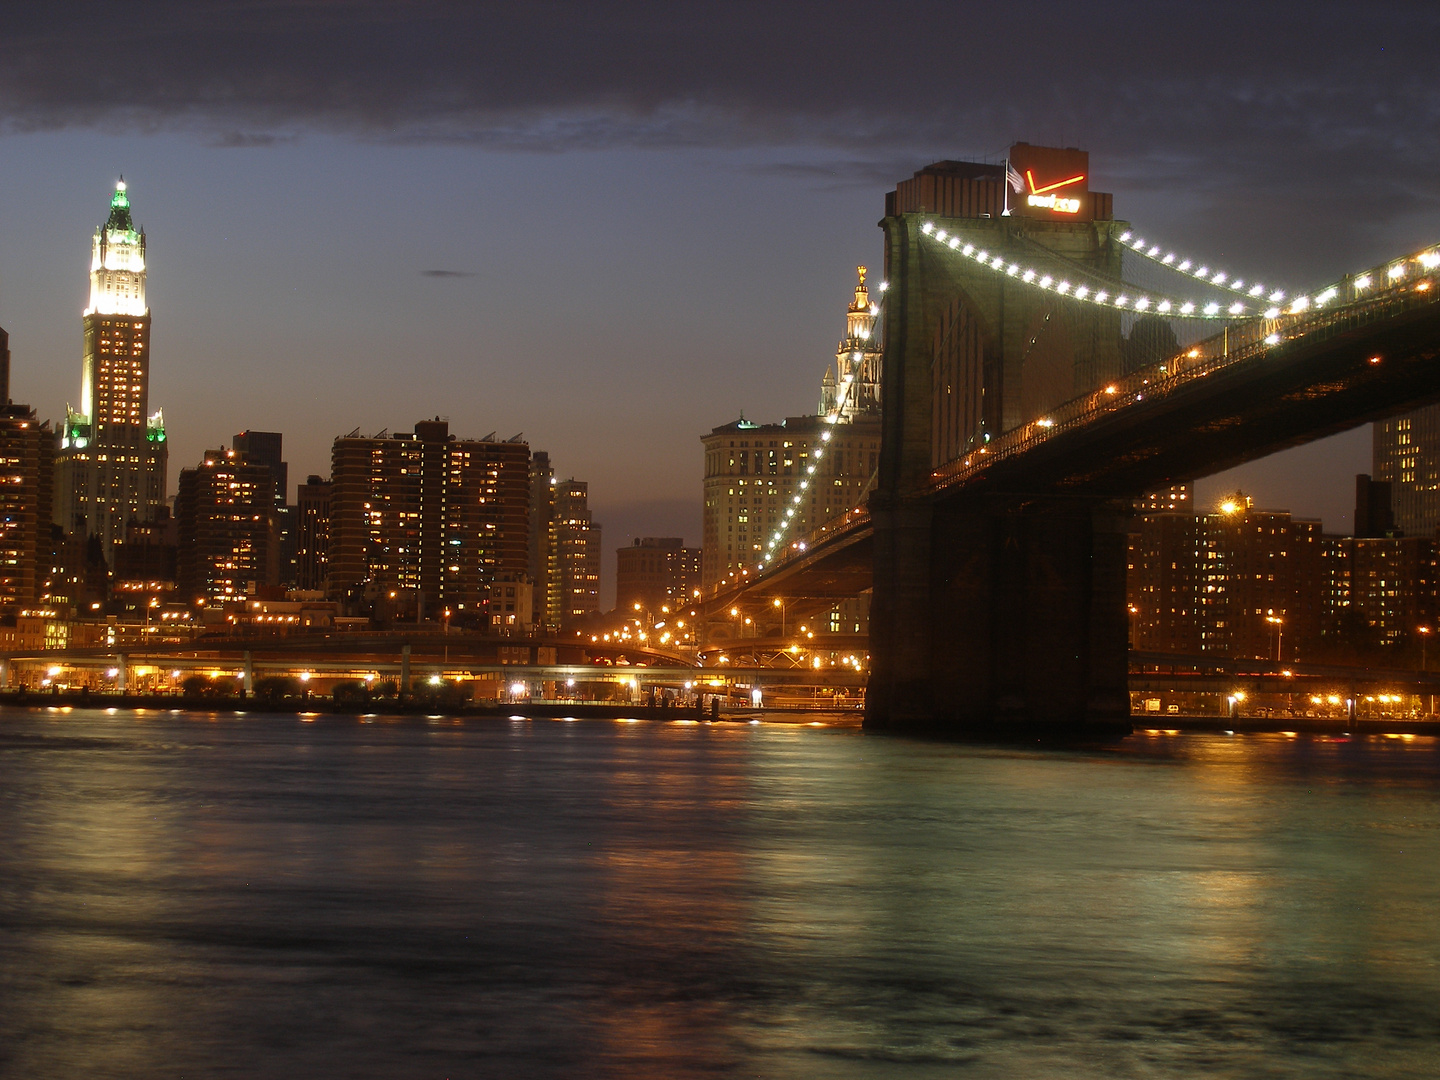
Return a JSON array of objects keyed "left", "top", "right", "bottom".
[
  {"left": 0, "top": 405, "right": 54, "bottom": 615},
  {"left": 328, "top": 420, "right": 529, "bottom": 624},
  {"left": 555, "top": 479, "right": 600, "bottom": 623},
  {"left": 702, "top": 271, "right": 883, "bottom": 587},
  {"left": 616, "top": 537, "right": 702, "bottom": 615},
  {"left": 0, "top": 326, "right": 10, "bottom": 405},
  {"left": 54, "top": 181, "right": 167, "bottom": 552},
  {"left": 234, "top": 430, "right": 294, "bottom": 585},
  {"left": 1128, "top": 494, "right": 1323, "bottom": 661},
  {"left": 1373, "top": 408, "right": 1440, "bottom": 535},
  {"left": 295, "top": 475, "right": 332, "bottom": 592},
  {"left": 175, "top": 448, "right": 278, "bottom": 604},
  {"left": 232, "top": 431, "right": 288, "bottom": 505},
  {"left": 528, "top": 451, "right": 561, "bottom": 631},
  {"left": 111, "top": 510, "right": 177, "bottom": 616}
]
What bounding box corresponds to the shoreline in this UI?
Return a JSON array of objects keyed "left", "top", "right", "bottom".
[{"left": 1, "top": 693, "right": 1437, "bottom": 735}]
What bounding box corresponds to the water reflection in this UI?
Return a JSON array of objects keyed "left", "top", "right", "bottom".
[{"left": 1, "top": 710, "right": 1438, "bottom": 1077}]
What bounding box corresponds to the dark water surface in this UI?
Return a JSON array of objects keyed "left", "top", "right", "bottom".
[{"left": 2, "top": 709, "right": 1439, "bottom": 1078}]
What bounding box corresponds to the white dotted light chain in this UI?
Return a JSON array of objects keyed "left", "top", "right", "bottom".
[{"left": 755, "top": 291, "right": 884, "bottom": 570}]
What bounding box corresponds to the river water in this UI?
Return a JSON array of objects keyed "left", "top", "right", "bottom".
[{"left": 1, "top": 708, "right": 1438, "bottom": 1078}]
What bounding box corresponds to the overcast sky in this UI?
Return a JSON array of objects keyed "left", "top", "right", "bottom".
[{"left": 2, "top": 2, "right": 1436, "bottom": 600}]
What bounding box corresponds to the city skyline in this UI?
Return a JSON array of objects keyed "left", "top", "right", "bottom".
[{"left": 3, "top": 5, "right": 1438, "bottom": 602}]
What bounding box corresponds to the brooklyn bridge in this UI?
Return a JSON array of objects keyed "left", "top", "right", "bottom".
[{"left": 708, "top": 142, "right": 1440, "bottom": 737}]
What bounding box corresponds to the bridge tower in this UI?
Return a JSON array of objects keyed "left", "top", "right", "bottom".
[{"left": 865, "top": 146, "right": 1134, "bottom": 737}]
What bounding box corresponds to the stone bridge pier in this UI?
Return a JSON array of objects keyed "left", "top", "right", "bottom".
[{"left": 865, "top": 489, "right": 1131, "bottom": 737}]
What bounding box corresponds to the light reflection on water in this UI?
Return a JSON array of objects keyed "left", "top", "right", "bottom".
[{"left": 1, "top": 709, "right": 1439, "bottom": 1078}]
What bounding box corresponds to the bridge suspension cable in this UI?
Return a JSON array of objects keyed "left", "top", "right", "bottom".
[
  {"left": 1116, "top": 230, "right": 1289, "bottom": 302},
  {"left": 922, "top": 221, "right": 1260, "bottom": 318},
  {"left": 923, "top": 221, "right": 1440, "bottom": 323}
]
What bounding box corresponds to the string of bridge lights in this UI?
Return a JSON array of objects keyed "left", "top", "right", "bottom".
[
  {"left": 921, "top": 221, "right": 1259, "bottom": 318},
  {"left": 754, "top": 292, "right": 885, "bottom": 571},
  {"left": 925, "top": 222, "right": 1440, "bottom": 321},
  {"left": 1116, "top": 230, "right": 1290, "bottom": 303}
]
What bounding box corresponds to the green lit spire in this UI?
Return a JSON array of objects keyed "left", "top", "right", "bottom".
[{"left": 106, "top": 177, "right": 134, "bottom": 232}]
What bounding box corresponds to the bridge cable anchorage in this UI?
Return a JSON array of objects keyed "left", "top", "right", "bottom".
[
  {"left": 1116, "top": 229, "right": 1291, "bottom": 303},
  {"left": 753, "top": 290, "right": 886, "bottom": 573}
]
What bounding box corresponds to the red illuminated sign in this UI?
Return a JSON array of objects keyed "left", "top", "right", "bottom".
[
  {"left": 1025, "top": 170, "right": 1085, "bottom": 213},
  {"left": 1008, "top": 144, "right": 1093, "bottom": 221}
]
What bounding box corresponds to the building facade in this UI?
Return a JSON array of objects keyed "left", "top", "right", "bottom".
[
  {"left": 175, "top": 448, "right": 278, "bottom": 604},
  {"left": 1128, "top": 495, "right": 1323, "bottom": 661},
  {"left": 555, "top": 479, "right": 600, "bottom": 624},
  {"left": 818, "top": 267, "right": 882, "bottom": 422},
  {"left": 528, "top": 451, "right": 561, "bottom": 632},
  {"left": 0, "top": 405, "right": 54, "bottom": 616},
  {"left": 702, "top": 415, "right": 880, "bottom": 586},
  {"left": 54, "top": 180, "right": 167, "bottom": 552},
  {"left": 616, "top": 537, "right": 702, "bottom": 615},
  {"left": 1374, "top": 406, "right": 1440, "bottom": 536},
  {"left": 327, "top": 420, "right": 529, "bottom": 625},
  {"left": 295, "top": 475, "right": 332, "bottom": 592}
]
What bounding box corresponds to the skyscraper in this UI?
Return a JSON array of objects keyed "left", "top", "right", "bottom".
[
  {"left": 0, "top": 405, "right": 54, "bottom": 615},
  {"left": 0, "top": 325, "right": 11, "bottom": 405},
  {"left": 54, "top": 180, "right": 167, "bottom": 552},
  {"left": 233, "top": 430, "right": 294, "bottom": 585},
  {"left": 555, "top": 480, "right": 600, "bottom": 624},
  {"left": 528, "top": 451, "right": 562, "bottom": 632},
  {"left": 295, "top": 475, "right": 332, "bottom": 592},
  {"left": 818, "top": 267, "right": 882, "bottom": 422},
  {"left": 1374, "top": 406, "right": 1440, "bottom": 535},
  {"left": 328, "top": 420, "right": 529, "bottom": 624},
  {"left": 175, "top": 447, "right": 278, "bottom": 604}
]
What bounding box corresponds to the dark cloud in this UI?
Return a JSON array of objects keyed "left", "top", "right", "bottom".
[
  {"left": 419, "top": 269, "right": 476, "bottom": 278},
  {"left": 4, "top": 0, "right": 1438, "bottom": 248}
]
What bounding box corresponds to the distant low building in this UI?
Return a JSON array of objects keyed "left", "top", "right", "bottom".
[{"left": 616, "top": 537, "right": 701, "bottom": 616}]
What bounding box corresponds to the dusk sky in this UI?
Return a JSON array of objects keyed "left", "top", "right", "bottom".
[{"left": 3, "top": 2, "right": 1437, "bottom": 602}]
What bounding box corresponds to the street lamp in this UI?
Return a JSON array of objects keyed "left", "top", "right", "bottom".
[
  {"left": 772, "top": 597, "right": 786, "bottom": 637},
  {"left": 1419, "top": 625, "right": 1430, "bottom": 671},
  {"left": 1265, "top": 614, "right": 1284, "bottom": 662}
]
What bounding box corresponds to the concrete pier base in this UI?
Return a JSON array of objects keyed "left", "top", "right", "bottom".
[{"left": 865, "top": 493, "right": 1132, "bottom": 739}]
